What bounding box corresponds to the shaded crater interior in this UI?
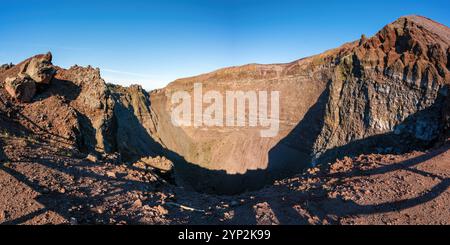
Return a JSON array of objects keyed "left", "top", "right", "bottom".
[{"left": 165, "top": 86, "right": 448, "bottom": 195}]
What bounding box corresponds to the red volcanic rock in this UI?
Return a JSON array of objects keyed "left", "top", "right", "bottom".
[
  {"left": 4, "top": 75, "right": 36, "bottom": 102},
  {"left": 21, "top": 52, "right": 56, "bottom": 84}
]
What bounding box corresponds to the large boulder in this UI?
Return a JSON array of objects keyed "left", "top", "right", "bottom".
[
  {"left": 21, "top": 52, "right": 55, "bottom": 84},
  {"left": 5, "top": 75, "right": 37, "bottom": 102},
  {"left": 134, "top": 156, "right": 174, "bottom": 173}
]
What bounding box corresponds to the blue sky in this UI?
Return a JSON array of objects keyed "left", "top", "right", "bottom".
[{"left": 0, "top": 0, "right": 449, "bottom": 90}]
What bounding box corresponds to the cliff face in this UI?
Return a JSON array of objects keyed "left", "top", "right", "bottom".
[
  {"left": 146, "top": 16, "right": 449, "bottom": 192},
  {"left": 54, "top": 66, "right": 168, "bottom": 160},
  {"left": 313, "top": 15, "right": 450, "bottom": 162},
  {"left": 1, "top": 15, "right": 449, "bottom": 194}
]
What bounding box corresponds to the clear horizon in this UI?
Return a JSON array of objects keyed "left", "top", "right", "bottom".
[{"left": 1, "top": 0, "right": 449, "bottom": 90}]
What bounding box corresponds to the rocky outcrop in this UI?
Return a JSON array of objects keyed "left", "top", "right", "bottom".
[
  {"left": 134, "top": 156, "right": 174, "bottom": 173},
  {"left": 2, "top": 63, "right": 166, "bottom": 160},
  {"left": 312, "top": 16, "right": 450, "bottom": 162},
  {"left": 2, "top": 52, "right": 56, "bottom": 102},
  {"left": 4, "top": 75, "right": 36, "bottom": 102},
  {"left": 57, "top": 65, "right": 116, "bottom": 153},
  {"left": 107, "top": 84, "right": 163, "bottom": 159},
  {"left": 20, "top": 52, "right": 55, "bottom": 84}
]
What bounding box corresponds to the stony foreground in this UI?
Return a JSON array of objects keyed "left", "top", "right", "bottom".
[{"left": 1, "top": 132, "right": 448, "bottom": 224}]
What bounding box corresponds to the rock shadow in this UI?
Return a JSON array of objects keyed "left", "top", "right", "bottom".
[
  {"left": 172, "top": 86, "right": 331, "bottom": 195},
  {"left": 173, "top": 83, "right": 448, "bottom": 195},
  {"left": 34, "top": 77, "right": 82, "bottom": 101}
]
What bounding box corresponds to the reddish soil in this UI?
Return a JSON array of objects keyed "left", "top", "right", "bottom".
[{"left": 1, "top": 131, "right": 448, "bottom": 224}]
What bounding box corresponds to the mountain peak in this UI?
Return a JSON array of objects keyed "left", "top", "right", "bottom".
[
  {"left": 400, "top": 14, "right": 445, "bottom": 26},
  {"left": 387, "top": 15, "right": 450, "bottom": 44}
]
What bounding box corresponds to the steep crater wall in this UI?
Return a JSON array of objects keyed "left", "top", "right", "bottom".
[{"left": 148, "top": 16, "right": 450, "bottom": 194}]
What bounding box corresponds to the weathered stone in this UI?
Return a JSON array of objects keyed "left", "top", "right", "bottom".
[
  {"left": 21, "top": 52, "right": 55, "bottom": 84},
  {"left": 156, "top": 205, "right": 168, "bottom": 215},
  {"left": 312, "top": 15, "right": 449, "bottom": 164},
  {"left": 132, "top": 199, "right": 143, "bottom": 208},
  {"left": 5, "top": 75, "right": 36, "bottom": 102},
  {"left": 85, "top": 153, "right": 98, "bottom": 163},
  {"left": 106, "top": 171, "right": 116, "bottom": 178},
  {"left": 0, "top": 16, "right": 447, "bottom": 196},
  {"left": 135, "top": 156, "right": 173, "bottom": 172}
]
